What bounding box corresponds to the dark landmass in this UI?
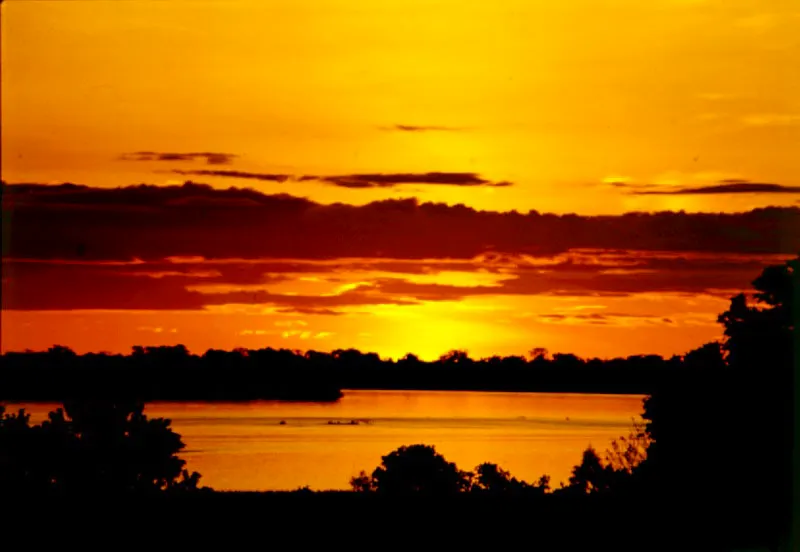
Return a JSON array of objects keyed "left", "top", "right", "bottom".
[
  {"left": 0, "top": 343, "right": 727, "bottom": 402},
  {"left": 3, "top": 490, "right": 767, "bottom": 552},
  {"left": 0, "top": 345, "right": 342, "bottom": 402}
]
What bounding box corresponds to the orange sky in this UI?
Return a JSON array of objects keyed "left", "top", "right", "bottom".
[{"left": 2, "top": 0, "right": 799, "bottom": 359}]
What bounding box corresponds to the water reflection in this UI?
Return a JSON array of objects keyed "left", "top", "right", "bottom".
[{"left": 17, "top": 390, "right": 645, "bottom": 491}]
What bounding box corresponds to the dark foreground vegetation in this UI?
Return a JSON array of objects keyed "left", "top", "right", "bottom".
[{"left": 2, "top": 256, "right": 797, "bottom": 551}]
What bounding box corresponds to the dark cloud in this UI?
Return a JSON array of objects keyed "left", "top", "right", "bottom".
[
  {"left": 380, "top": 124, "right": 464, "bottom": 132},
  {"left": 171, "top": 170, "right": 511, "bottom": 188},
  {"left": 170, "top": 170, "right": 291, "bottom": 182},
  {"left": 629, "top": 179, "right": 800, "bottom": 195},
  {"left": 312, "top": 172, "right": 512, "bottom": 189},
  {"left": 535, "top": 312, "right": 677, "bottom": 326},
  {"left": 606, "top": 181, "right": 659, "bottom": 190},
  {"left": 3, "top": 182, "right": 799, "bottom": 264},
  {"left": 275, "top": 308, "right": 347, "bottom": 316},
  {"left": 121, "top": 152, "right": 236, "bottom": 165},
  {"left": 539, "top": 314, "right": 566, "bottom": 320},
  {"left": 1, "top": 259, "right": 415, "bottom": 311}
]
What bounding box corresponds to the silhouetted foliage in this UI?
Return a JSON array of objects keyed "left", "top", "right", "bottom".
[
  {"left": 641, "top": 255, "right": 798, "bottom": 546},
  {"left": 349, "top": 471, "right": 377, "bottom": 493},
  {"left": 471, "top": 462, "right": 547, "bottom": 495},
  {"left": 0, "top": 401, "right": 202, "bottom": 495},
  {"left": 351, "top": 444, "right": 550, "bottom": 496},
  {"left": 354, "top": 444, "right": 472, "bottom": 495},
  {"left": 552, "top": 419, "right": 652, "bottom": 497},
  {"left": 603, "top": 420, "right": 651, "bottom": 475},
  {"left": 565, "top": 447, "right": 611, "bottom": 494}
]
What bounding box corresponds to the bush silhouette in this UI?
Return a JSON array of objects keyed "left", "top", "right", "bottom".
[
  {"left": 352, "top": 445, "right": 552, "bottom": 496},
  {"left": 0, "top": 400, "right": 202, "bottom": 495},
  {"left": 565, "top": 447, "right": 611, "bottom": 494},
  {"left": 351, "top": 444, "right": 472, "bottom": 495},
  {"left": 471, "top": 462, "right": 548, "bottom": 495}
]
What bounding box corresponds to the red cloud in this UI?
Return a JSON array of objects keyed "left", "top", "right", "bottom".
[{"left": 4, "top": 182, "right": 799, "bottom": 262}]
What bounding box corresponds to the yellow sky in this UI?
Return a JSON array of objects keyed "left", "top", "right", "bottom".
[
  {"left": 2, "top": 0, "right": 799, "bottom": 214},
  {"left": 1, "top": 1, "right": 798, "bottom": 359}
]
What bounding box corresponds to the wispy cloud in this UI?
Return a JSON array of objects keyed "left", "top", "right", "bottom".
[
  {"left": 169, "top": 170, "right": 511, "bottom": 188},
  {"left": 121, "top": 152, "right": 237, "bottom": 165},
  {"left": 741, "top": 114, "right": 800, "bottom": 127},
  {"left": 311, "top": 172, "right": 512, "bottom": 189},
  {"left": 536, "top": 312, "right": 675, "bottom": 327},
  {"left": 601, "top": 176, "right": 659, "bottom": 191},
  {"left": 696, "top": 93, "right": 735, "bottom": 101},
  {"left": 629, "top": 179, "right": 800, "bottom": 195},
  {"left": 275, "top": 308, "right": 347, "bottom": 316},
  {"left": 170, "top": 169, "right": 291, "bottom": 182},
  {"left": 735, "top": 13, "right": 778, "bottom": 31},
  {"left": 379, "top": 124, "right": 465, "bottom": 132}
]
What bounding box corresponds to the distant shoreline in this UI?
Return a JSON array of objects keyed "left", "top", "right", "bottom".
[
  {"left": 3, "top": 388, "right": 649, "bottom": 405},
  {"left": 0, "top": 345, "right": 720, "bottom": 403}
]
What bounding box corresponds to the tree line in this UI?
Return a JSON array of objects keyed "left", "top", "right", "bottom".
[{"left": 1, "top": 342, "right": 728, "bottom": 402}]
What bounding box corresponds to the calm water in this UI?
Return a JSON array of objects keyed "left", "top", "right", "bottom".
[{"left": 16, "top": 390, "right": 645, "bottom": 491}]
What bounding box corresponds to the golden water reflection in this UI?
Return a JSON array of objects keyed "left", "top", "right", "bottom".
[{"left": 18, "top": 390, "right": 645, "bottom": 491}]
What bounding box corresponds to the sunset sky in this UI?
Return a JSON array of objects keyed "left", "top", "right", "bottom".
[{"left": 2, "top": 0, "right": 799, "bottom": 359}]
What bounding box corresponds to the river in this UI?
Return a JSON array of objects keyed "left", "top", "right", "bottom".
[{"left": 16, "top": 390, "right": 646, "bottom": 491}]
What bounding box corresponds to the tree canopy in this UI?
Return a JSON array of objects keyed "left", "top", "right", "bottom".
[
  {"left": 0, "top": 401, "right": 202, "bottom": 495},
  {"left": 642, "top": 255, "right": 798, "bottom": 545}
]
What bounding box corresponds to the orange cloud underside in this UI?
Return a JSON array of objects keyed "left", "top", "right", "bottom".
[
  {"left": 2, "top": 245, "right": 789, "bottom": 358},
  {"left": 1, "top": 256, "right": 734, "bottom": 360}
]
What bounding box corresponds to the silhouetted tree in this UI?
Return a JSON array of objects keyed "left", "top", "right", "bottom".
[
  {"left": 471, "top": 462, "right": 545, "bottom": 495},
  {"left": 350, "top": 470, "right": 377, "bottom": 493},
  {"left": 438, "top": 350, "right": 472, "bottom": 366},
  {"left": 352, "top": 444, "right": 472, "bottom": 495},
  {"left": 604, "top": 420, "right": 650, "bottom": 475},
  {"left": 642, "top": 255, "right": 798, "bottom": 544},
  {"left": 528, "top": 347, "right": 550, "bottom": 362},
  {"left": 0, "top": 406, "right": 48, "bottom": 493},
  {"left": 472, "top": 462, "right": 518, "bottom": 493},
  {"left": 534, "top": 474, "right": 551, "bottom": 493},
  {"left": 566, "top": 447, "right": 611, "bottom": 494},
  {"left": 0, "top": 401, "right": 202, "bottom": 495},
  {"left": 351, "top": 445, "right": 550, "bottom": 496},
  {"left": 681, "top": 341, "right": 725, "bottom": 371}
]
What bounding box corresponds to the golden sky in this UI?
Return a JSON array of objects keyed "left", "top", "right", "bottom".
[{"left": 2, "top": 0, "right": 799, "bottom": 359}]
